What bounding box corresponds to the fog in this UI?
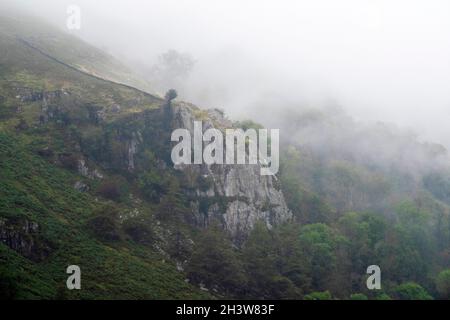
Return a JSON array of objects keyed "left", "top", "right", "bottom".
[{"left": 5, "top": 0, "right": 450, "bottom": 147}]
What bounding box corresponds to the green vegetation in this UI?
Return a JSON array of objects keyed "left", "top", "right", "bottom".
[
  {"left": 350, "top": 293, "right": 368, "bottom": 300},
  {"left": 392, "top": 282, "right": 433, "bottom": 300},
  {"left": 0, "top": 132, "right": 208, "bottom": 299},
  {"left": 165, "top": 89, "right": 178, "bottom": 102},
  {"left": 304, "top": 291, "right": 333, "bottom": 300},
  {"left": 436, "top": 269, "right": 450, "bottom": 299},
  {"left": 1, "top": 12, "right": 450, "bottom": 301}
]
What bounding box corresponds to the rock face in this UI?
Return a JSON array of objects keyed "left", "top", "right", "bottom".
[
  {"left": 13, "top": 87, "right": 63, "bottom": 103},
  {"left": 169, "top": 102, "right": 292, "bottom": 241},
  {"left": 0, "top": 218, "right": 50, "bottom": 261},
  {"left": 78, "top": 159, "right": 104, "bottom": 179},
  {"left": 128, "top": 132, "right": 142, "bottom": 172}
]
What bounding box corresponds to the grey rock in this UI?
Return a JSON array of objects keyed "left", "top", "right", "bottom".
[
  {"left": 127, "top": 131, "right": 142, "bottom": 172},
  {"left": 74, "top": 180, "right": 89, "bottom": 192},
  {"left": 78, "top": 159, "right": 104, "bottom": 179},
  {"left": 170, "top": 103, "right": 292, "bottom": 240},
  {"left": 0, "top": 218, "right": 50, "bottom": 261}
]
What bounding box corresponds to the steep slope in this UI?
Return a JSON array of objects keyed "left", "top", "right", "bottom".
[
  {"left": 168, "top": 103, "right": 291, "bottom": 241},
  {"left": 0, "top": 131, "right": 210, "bottom": 299},
  {"left": 0, "top": 12, "right": 291, "bottom": 298},
  {"left": 0, "top": 11, "right": 154, "bottom": 94},
  {"left": 0, "top": 14, "right": 216, "bottom": 299},
  {"left": 2, "top": 10, "right": 449, "bottom": 301}
]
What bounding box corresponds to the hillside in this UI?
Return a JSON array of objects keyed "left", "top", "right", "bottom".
[
  {"left": 0, "top": 12, "right": 290, "bottom": 299},
  {"left": 1, "top": 12, "right": 450, "bottom": 300},
  {"left": 0, "top": 12, "right": 218, "bottom": 300},
  {"left": 0, "top": 11, "right": 154, "bottom": 94}
]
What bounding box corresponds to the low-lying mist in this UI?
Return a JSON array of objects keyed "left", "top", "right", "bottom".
[{"left": 5, "top": 0, "right": 450, "bottom": 149}]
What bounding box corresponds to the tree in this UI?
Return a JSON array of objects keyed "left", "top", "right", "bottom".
[
  {"left": 96, "top": 179, "right": 122, "bottom": 201},
  {"left": 297, "top": 223, "right": 347, "bottom": 293},
  {"left": 338, "top": 211, "right": 386, "bottom": 293},
  {"left": 165, "top": 89, "right": 178, "bottom": 102},
  {"left": 242, "top": 222, "right": 300, "bottom": 299},
  {"left": 383, "top": 202, "right": 433, "bottom": 284},
  {"left": 279, "top": 147, "right": 334, "bottom": 224},
  {"left": 155, "top": 179, "right": 193, "bottom": 260},
  {"left": 186, "top": 225, "right": 247, "bottom": 297},
  {"left": 158, "top": 50, "right": 195, "bottom": 78},
  {"left": 392, "top": 282, "right": 433, "bottom": 300},
  {"left": 59, "top": 153, "right": 79, "bottom": 171},
  {"left": 138, "top": 167, "right": 168, "bottom": 203},
  {"left": 123, "top": 217, "right": 154, "bottom": 245},
  {"left": 152, "top": 50, "right": 195, "bottom": 92},
  {"left": 0, "top": 266, "right": 18, "bottom": 299},
  {"left": 155, "top": 179, "right": 188, "bottom": 223},
  {"left": 272, "top": 224, "right": 311, "bottom": 294},
  {"left": 87, "top": 205, "right": 121, "bottom": 242},
  {"left": 436, "top": 269, "right": 450, "bottom": 299}
]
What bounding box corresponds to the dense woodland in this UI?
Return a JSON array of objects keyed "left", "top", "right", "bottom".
[{"left": 183, "top": 113, "right": 450, "bottom": 300}]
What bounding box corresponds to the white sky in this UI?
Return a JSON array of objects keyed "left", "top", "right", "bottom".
[{"left": 6, "top": 0, "right": 450, "bottom": 146}]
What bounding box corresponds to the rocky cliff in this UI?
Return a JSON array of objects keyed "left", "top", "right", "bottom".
[
  {"left": 6, "top": 79, "right": 292, "bottom": 243},
  {"left": 1, "top": 13, "right": 292, "bottom": 244},
  {"left": 168, "top": 102, "right": 292, "bottom": 241}
]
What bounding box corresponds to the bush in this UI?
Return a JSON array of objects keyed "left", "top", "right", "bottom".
[
  {"left": 186, "top": 226, "right": 247, "bottom": 297},
  {"left": 374, "top": 293, "right": 391, "bottom": 300},
  {"left": 233, "top": 119, "right": 264, "bottom": 131},
  {"left": 139, "top": 170, "right": 167, "bottom": 202},
  {"left": 15, "top": 118, "right": 29, "bottom": 131},
  {"left": 392, "top": 282, "right": 433, "bottom": 300},
  {"left": 350, "top": 293, "right": 368, "bottom": 300},
  {"left": 436, "top": 269, "right": 450, "bottom": 299},
  {"left": 123, "top": 218, "right": 154, "bottom": 245},
  {"left": 304, "top": 291, "right": 333, "bottom": 300},
  {"left": 165, "top": 89, "right": 177, "bottom": 102},
  {"left": 96, "top": 180, "right": 122, "bottom": 201},
  {"left": 0, "top": 267, "right": 18, "bottom": 299},
  {"left": 59, "top": 153, "right": 79, "bottom": 171},
  {"left": 37, "top": 147, "right": 54, "bottom": 158},
  {"left": 87, "top": 206, "right": 121, "bottom": 242}
]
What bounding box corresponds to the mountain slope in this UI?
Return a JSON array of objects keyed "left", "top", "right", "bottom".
[
  {"left": 1, "top": 10, "right": 450, "bottom": 301},
  {"left": 0, "top": 12, "right": 290, "bottom": 299},
  {"left": 0, "top": 14, "right": 207, "bottom": 299},
  {"left": 0, "top": 11, "right": 154, "bottom": 94}
]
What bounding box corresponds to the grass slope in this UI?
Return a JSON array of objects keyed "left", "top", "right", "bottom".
[
  {"left": 0, "top": 13, "right": 210, "bottom": 299},
  {"left": 0, "top": 132, "right": 208, "bottom": 299}
]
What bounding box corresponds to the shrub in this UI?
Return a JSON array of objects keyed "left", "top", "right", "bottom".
[
  {"left": 96, "top": 180, "right": 122, "bottom": 201},
  {"left": 165, "top": 89, "right": 177, "bottom": 102},
  {"left": 87, "top": 206, "right": 121, "bottom": 242},
  {"left": 139, "top": 170, "right": 167, "bottom": 203},
  {"left": 15, "top": 118, "right": 29, "bottom": 131},
  {"left": 37, "top": 147, "right": 54, "bottom": 158},
  {"left": 350, "top": 293, "right": 368, "bottom": 300},
  {"left": 304, "top": 291, "right": 333, "bottom": 300},
  {"left": 436, "top": 269, "right": 450, "bottom": 299},
  {"left": 0, "top": 267, "right": 18, "bottom": 299},
  {"left": 374, "top": 293, "right": 391, "bottom": 300},
  {"left": 123, "top": 218, "right": 154, "bottom": 244},
  {"left": 186, "top": 226, "right": 247, "bottom": 297},
  {"left": 59, "top": 153, "right": 79, "bottom": 171},
  {"left": 392, "top": 282, "right": 433, "bottom": 300}
]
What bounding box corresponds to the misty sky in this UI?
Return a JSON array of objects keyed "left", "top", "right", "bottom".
[{"left": 5, "top": 0, "right": 450, "bottom": 146}]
